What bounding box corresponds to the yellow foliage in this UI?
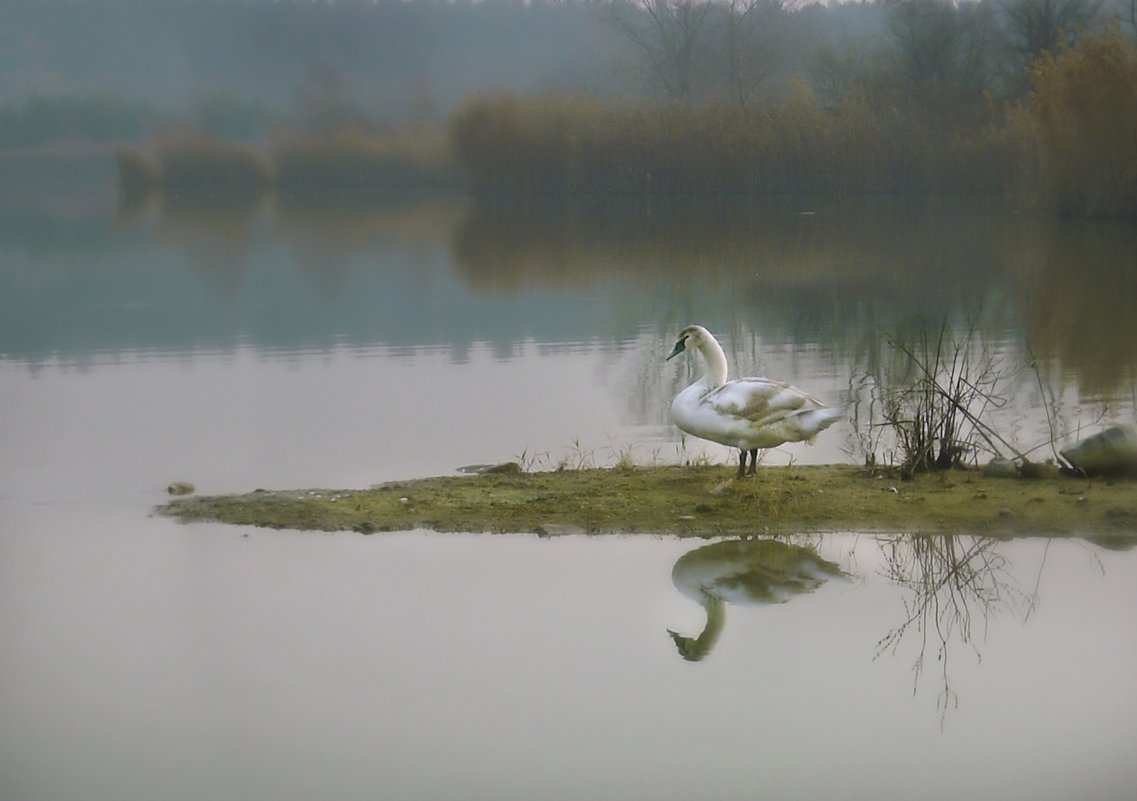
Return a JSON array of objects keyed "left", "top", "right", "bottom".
[{"left": 1027, "top": 28, "right": 1137, "bottom": 218}]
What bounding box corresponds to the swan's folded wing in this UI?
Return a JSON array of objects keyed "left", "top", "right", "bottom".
[{"left": 705, "top": 379, "right": 821, "bottom": 423}]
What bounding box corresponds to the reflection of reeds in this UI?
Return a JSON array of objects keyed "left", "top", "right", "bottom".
[
  {"left": 1009, "top": 220, "right": 1137, "bottom": 396},
  {"left": 111, "top": 128, "right": 461, "bottom": 200},
  {"left": 874, "top": 534, "right": 1033, "bottom": 723},
  {"left": 157, "top": 138, "right": 273, "bottom": 198},
  {"left": 114, "top": 145, "right": 160, "bottom": 201},
  {"left": 273, "top": 194, "right": 466, "bottom": 245},
  {"left": 153, "top": 194, "right": 265, "bottom": 299},
  {"left": 450, "top": 195, "right": 1012, "bottom": 297},
  {"left": 274, "top": 128, "right": 461, "bottom": 195}
]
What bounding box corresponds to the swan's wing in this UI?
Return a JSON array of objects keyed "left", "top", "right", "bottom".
[{"left": 704, "top": 378, "right": 825, "bottom": 423}]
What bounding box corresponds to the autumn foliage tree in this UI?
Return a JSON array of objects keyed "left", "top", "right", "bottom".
[{"left": 1026, "top": 27, "right": 1137, "bottom": 217}]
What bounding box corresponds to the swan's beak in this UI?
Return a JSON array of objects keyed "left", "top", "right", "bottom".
[
  {"left": 665, "top": 339, "right": 686, "bottom": 361},
  {"left": 667, "top": 629, "right": 707, "bottom": 662}
]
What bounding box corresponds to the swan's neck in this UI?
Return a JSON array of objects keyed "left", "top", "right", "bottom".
[
  {"left": 697, "top": 337, "right": 729, "bottom": 389},
  {"left": 668, "top": 591, "right": 725, "bottom": 662}
]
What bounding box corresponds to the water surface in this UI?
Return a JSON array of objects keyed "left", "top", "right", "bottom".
[
  {"left": 2, "top": 172, "right": 1136, "bottom": 800},
  {"left": 2, "top": 516, "right": 1135, "bottom": 801}
]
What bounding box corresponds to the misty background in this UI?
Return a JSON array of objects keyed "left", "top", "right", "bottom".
[
  {"left": 2, "top": 9, "right": 1136, "bottom": 801},
  {"left": 2, "top": 0, "right": 1133, "bottom": 146}
]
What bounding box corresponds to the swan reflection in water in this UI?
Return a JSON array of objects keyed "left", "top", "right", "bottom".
[{"left": 668, "top": 538, "right": 845, "bottom": 661}]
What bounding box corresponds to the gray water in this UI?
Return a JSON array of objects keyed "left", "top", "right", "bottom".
[{"left": 2, "top": 167, "right": 1136, "bottom": 800}]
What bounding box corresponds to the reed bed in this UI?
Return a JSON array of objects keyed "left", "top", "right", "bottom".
[
  {"left": 449, "top": 90, "right": 1020, "bottom": 200},
  {"left": 110, "top": 32, "right": 1135, "bottom": 219},
  {"left": 447, "top": 31, "right": 1136, "bottom": 218},
  {"left": 156, "top": 138, "right": 273, "bottom": 197},
  {"left": 1025, "top": 28, "right": 1137, "bottom": 219}
]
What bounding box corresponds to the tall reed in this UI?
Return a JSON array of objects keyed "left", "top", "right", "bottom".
[
  {"left": 156, "top": 138, "right": 273, "bottom": 197},
  {"left": 449, "top": 90, "right": 1017, "bottom": 200},
  {"left": 1025, "top": 28, "right": 1137, "bottom": 219}
]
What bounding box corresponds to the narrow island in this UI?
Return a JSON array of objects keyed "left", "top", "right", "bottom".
[{"left": 157, "top": 463, "right": 1137, "bottom": 538}]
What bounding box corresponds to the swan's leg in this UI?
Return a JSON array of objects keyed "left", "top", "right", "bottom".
[
  {"left": 746, "top": 449, "right": 758, "bottom": 475},
  {"left": 736, "top": 450, "right": 748, "bottom": 479}
]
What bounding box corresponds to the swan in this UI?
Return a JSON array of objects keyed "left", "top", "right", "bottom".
[{"left": 666, "top": 324, "right": 842, "bottom": 477}]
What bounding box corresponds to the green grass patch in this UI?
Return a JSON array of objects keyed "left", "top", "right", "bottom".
[{"left": 158, "top": 464, "right": 1137, "bottom": 537}]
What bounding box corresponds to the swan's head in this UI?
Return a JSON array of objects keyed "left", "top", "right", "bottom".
[{"left": 666, "top": 324, "right": 713, "bottom": 361}]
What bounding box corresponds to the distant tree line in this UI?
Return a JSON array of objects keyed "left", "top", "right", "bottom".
[
  {"left": 1, "top": 0, "right": 618, "bottom": 119},
  {"left": 4, "top": 0, "right": 1134, "bottom": 216},
  {"left": 0, "top": 94, "right": 151, "bottom": 149},
  {"left": 4, "top": 0, "right": 1132, "bottom": 120},
  {"left": 605, "top": 0, "right": 1123, "bottom": 109},
  {"left": 452, "top": 4, "right": 1136, "bottom": 217}
]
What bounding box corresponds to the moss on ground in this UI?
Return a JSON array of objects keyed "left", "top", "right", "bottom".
[{"left": 157, "top": 464, "right": 1137, "bottom": 537}]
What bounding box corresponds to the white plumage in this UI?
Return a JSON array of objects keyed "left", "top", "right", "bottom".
[{"left": 666, "top": 324, "right": 842, "bottom": 477}]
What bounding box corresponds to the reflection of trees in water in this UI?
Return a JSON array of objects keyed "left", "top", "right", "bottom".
[
  {"left": 272, "top": 195, "right": 464, "bottom": 296},
  {"left": 155, "top": 194, "right": 267, "bottom": 299},
  {"left": 455, "top": 198, "right": 1137, "bottom": 458},
  {"left": 452, "top": 197, "right": 1137, "bottom": 398},
  {"left": 1008, "top": 219, "right": 1137, "bottom": 397},
  {"left": 450, "top": 196, "right": 1004, "bottom": 322},
  {"left": 100, "top": 192, "right": 1137, "bottom": 415},
  {"left": 117, "top": 192, "right": 464, "bottom": 301},
  {"left": 873, "top": 533, "right": 1035, "bottom": 722},
  {"left": 272, "top": 195, "right": 463, "bottom": 244},
  {"left": 669, "top": 533, "right": 1128, "bottom": 724}
]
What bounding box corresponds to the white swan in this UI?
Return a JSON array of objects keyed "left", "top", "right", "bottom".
[{"left": 666, "top": 324, "right": 842, "bottom": 477}]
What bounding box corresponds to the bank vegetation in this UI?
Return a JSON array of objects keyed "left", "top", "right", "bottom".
[
  {"left": 451, "top": 26, "right": 1137, "bottom": 218},
  {"left": 114, "top": 23, "right": 1135, "bottom": 219},
  {"left": 4, "top": 0, "right": 1117, "bottom": 218}
]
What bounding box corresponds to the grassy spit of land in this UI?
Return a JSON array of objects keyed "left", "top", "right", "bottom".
[{"left": 157, "top": 464, "right": 1137, "bottom": 537}]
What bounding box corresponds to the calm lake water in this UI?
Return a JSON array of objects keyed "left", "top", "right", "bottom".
[{"left": 2, "top": 160, "right": 1136, "bottom": 800}]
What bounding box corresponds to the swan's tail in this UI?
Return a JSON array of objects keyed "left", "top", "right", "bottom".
[{"left": 799, "top": 406, "right": 845, "bottom": 439}]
